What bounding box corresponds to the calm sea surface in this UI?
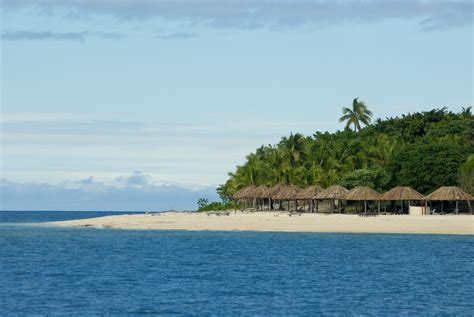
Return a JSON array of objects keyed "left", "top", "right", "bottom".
[{"left": 1, "top": 210, "right": 473, "bottom": 316}]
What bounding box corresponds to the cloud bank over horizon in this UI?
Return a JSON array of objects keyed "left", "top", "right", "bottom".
[{"left": 0, "top": 172, "right": 219, "bottom": 211}]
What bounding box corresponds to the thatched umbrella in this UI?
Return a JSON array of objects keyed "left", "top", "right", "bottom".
[
  {"left": 265, "top": 184, "right": 286, "bottom": 210},
  {"left": 271, "top": 185, "right": 302, "bottom": 211},
  {"left": 343, "top": 186, "right": 382, "bottom": 213},
  {"left": 249, "top": 185, "right": 270, "bottom": 210},
  {"left": 381, "top": 186, "right": 425, "bottom": 214},
  {"left": 233, "top": 186, "right": 254, "bottom": 200},
  {"left": 315, "top": 185, "right": 349, "bottom": 213},
  {"left": 266, "top": 184, "right": 285, "bottom": 199},
  {"left": 279, "top": 185, "right": 302, "bottom": 200},
  {"left": 232, "top": 185, "right": 256, "bottom": 210},
  {"left": 251, "top": 185, "right": 270, "bottom": 198},
  {"left": 426, "top": 186, "right": 473, "bottom": 214},
  {"left": 296, "top": 185, "right": 324, "bottom": 212}
]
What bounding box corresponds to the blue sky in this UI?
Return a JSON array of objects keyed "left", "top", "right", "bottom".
[{"left": 1, "top": 0, "right": 473, "bottom": 210}]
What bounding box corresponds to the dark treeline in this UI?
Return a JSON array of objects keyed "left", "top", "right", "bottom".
[{"left": 217, "top": 107, "right": 473, "bottom": 201}]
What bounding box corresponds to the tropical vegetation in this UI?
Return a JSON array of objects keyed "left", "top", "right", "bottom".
[
  {"left": 339, "top": 97, "right": 373, "bottom": 131},
  {"left": 199, "top": 104, "right": 473, "bottom": 209}
]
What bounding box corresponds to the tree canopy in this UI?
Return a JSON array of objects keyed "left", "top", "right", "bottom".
[{"left": 218, "top": 107, "right": 473, "bottom": 200}]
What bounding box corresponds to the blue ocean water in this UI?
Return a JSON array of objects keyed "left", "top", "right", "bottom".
[{"left": 0, "top": 211, "right": 473, "bottom": 316}]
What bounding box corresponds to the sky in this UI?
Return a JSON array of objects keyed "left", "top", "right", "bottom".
[{"left": 1, "top": 0, "right": 473, "bottom": 210}]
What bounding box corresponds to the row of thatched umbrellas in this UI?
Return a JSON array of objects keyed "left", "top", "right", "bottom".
[{"left": 233, "top": 185, "right": 473, "bottom": 214}]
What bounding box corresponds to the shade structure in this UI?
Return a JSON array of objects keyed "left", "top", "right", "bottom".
[
  {"left": 232, "top": 185, "right": 256, "bottom": 200},
  {"left": 343, "top": 186, "right": 381, "bottom": 201},
  {"left": 381, "top": 186, "right": 425, "bottom": 201},
  {"left": 343, "top": 186, "right": 381, "bottom": 213},
  {"left": 265, "top": 184, "right": 287, "bottom": 200},
  {"left": 247, "top": 185, "right": 270, "bottom": 211},
  {"left": 426, "top": 186, "right": 473, "bottom": 214},
  {"left": 296, "top": 185, "right": 324, "bottom": 199},
  {"left": 381, "top": 186, "right": 425, "bottom": 215},
  {"left": 315, "top": 185, "right": 349, "bottom": 213},
  {"left": 426, "top": 186, "right": 473, "bottom": 201},
  {"left": 296, "top": 185, "right": 325, "bottom": 213},
  {"left": 315, "top": 185, "right": 348, "bottom": 200},
  {"left": 272, "top": 185, "right": 302, "bottom": 200},
  {"left": 248, "top": 185, "right": 270, "bottom": 198}
]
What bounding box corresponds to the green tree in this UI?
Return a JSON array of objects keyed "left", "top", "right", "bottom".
[
  {"left": 339, "top": 98, "right": 372, "bottom": 132},
  {"left": 458, "top": 155, "right": 474, "bottom": 194},
  {"left": 460, "top": 106, "right": 472, "bottom": 119},
  {"left": 197, "top": 198, "right": 209, "bottom": 209},
  {"left": 340, "top": 168, "right": 390, "bottom": 192},
  {"left": 279, "top": 133, "right": 307, "bottom": 167},
  {"left": 387, "top": 143, "right": 469, "bottom": 193}
]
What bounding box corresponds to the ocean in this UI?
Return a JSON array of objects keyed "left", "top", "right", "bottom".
[{"left": 1, "top": 210, "right": 473, "bottom": 316}]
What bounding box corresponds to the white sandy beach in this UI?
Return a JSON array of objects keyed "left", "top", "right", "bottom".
[{"left": 49, "top": 211, "right": 474, "bottom": 235}]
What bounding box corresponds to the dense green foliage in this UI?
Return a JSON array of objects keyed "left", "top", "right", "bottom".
[
  {"left": 340, "top": 168, "right": 389, "bottom": 192},
  {"left": 218, "top": 107, "right": 473, "bottom": 200},
  {"left": 458, "top": 155, "right": 474, "bottom": 194},
  {"left": 197, "top": 200, "right": 238, "bottom": 212},
  {"left": 387, "top": 143, "right": 468, "bottom": 193}
]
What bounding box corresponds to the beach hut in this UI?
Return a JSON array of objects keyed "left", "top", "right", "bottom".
[
  {"left": 232, "top": 186, "right": 251, "bottom": 199},
  {"left": 343, "top": 186, "right": 382, "bottom": 213},
  {"left": 265, "top": 184, "right": 286, "bottom": 210},
  {"left": 296, "top": 185, "right": 324, "bottom": 212},
  {"left": 315, "top": 185, "right": 349, "bottom": 213},
  {"left": 381, "top": 186, "right": 425, "bottom": 214},
  {"left": 426, "top": 186, "right": 473, "bottom": 214},
  {"left": 232, "top": 185, "right": 256, "bottom": 210},
  {"left": 271, "top": 185, "right": 302, "bottom": 211},
  {"left": 249, "top": 185, "right": 270, "bottom": 210}
]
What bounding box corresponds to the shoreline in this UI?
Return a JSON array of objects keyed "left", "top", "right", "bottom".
[{"left": 47, "top": 211, "right": 474, "bottom": 235}]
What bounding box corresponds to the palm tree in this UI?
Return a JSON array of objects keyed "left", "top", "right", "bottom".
[
  {"left": 279, "top": 133, "right": 307, "bottom": 167},
  {"left": 339, "top": 98, "right": 373, "bottom": 132},
  {"left": 461, "top": 106, "right": 472, "bottom": 118}
]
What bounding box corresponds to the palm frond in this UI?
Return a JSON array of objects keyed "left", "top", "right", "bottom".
[{"left": 339, "top": 114, "right": 352, "bottom": 123}]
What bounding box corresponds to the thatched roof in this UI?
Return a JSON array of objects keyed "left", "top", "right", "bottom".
[
  {"left": 248, "top": 185, "right": 270, "bottom": 198},
  {"left": 272, "top": 185, "right": 302, "bottom": 200},
  {"left": 381, "top": 186, "right": 424, "bottom": 201},
  {"left": 343, "top": 186, "right": 381, "bottom": 201},
  {"left": 267, "top": 185, "right": 301, "bottom": 199},
  {"left": 296, "top": 185, "right": 325, "bottom": 199},
  {"left": 265, "top": 184, "right": 287, "bottom": 199},
  {"left": 426, "top": 186, "right": 474, "bottom": 201},
  {"left": 232, "top": 185, "right": 256, "bottom": 199},
  {"left": 315, "top": 185, "right": 349, "bottom": 200}
]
